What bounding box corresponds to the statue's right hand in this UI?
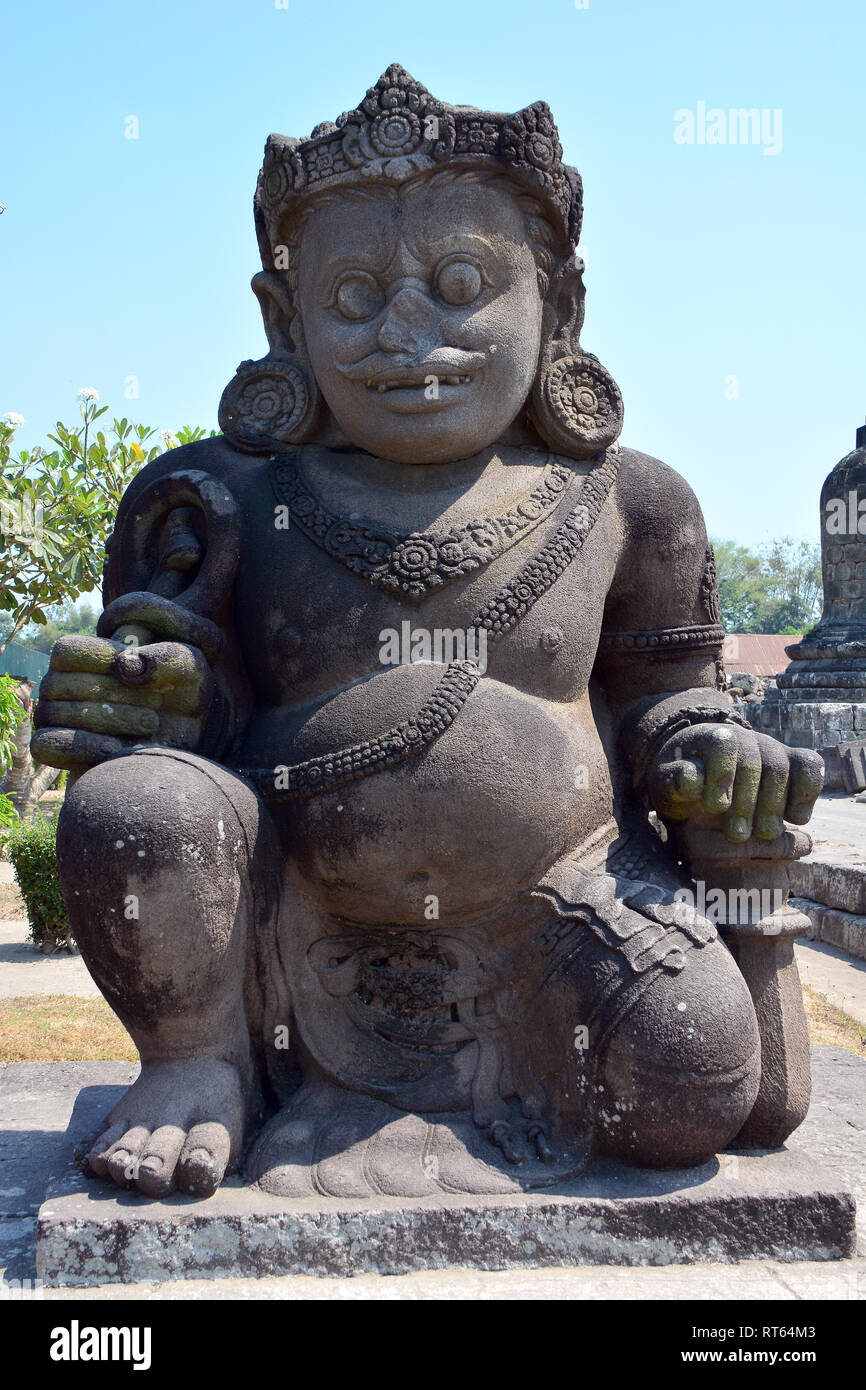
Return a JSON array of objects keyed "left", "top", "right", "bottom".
[{"left": 32, "top": 633, "right": 214, "bottom": 771}]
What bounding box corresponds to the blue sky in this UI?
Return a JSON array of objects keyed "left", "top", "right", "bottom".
[{"left": 1, "top": 0, "right": 864, "bottom": 547}]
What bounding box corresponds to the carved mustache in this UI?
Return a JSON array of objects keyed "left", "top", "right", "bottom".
[{"left": 337, "top": 348, "right": 490, "bottom": 391}]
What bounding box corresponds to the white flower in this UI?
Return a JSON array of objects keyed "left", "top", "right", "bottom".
[
  {"left": 77, "top": 387, "right": 100, "bottom": 402},
  {"left": 160, "top": 429, "right": 179, "bottom": 448},
  {"left": 3, "top": 412, "right": 24, "bottom": 428}
]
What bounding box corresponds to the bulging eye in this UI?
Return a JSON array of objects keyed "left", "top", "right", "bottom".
[
  {"left": 335, "top": 274, "right": 384, "bottom": 321},
  {"left": 435, "top": 258, "right": 483, "bottom": 307}
]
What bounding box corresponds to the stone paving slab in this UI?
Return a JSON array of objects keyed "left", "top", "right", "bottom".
[
  {"left": 786, "top": 793, "right": 866, "bottom": 963},
  {"left": 790, "top": 793, "right": 866, "bottom": 918},
  {"left": 25, "top": 1256, "right": 866, "bottom": 1300},
  {"left": 0, "top": 1062, "right": 137, "bottom": 1286},
  {"left": 792, "top": 862, "right": 866, "bottom": 918},
  {"left": 0, "top": 921, "right": 101, "bottom": 999},
  {"left": 795, "top": 900, "right": 866, "bottom": 964}
]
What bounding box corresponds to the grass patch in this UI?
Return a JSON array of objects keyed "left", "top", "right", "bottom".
[
  {"left": 803, "top": 985, "right": 866, "bottom": 1056},
  {"left": 0, "top": 994, "right": 137, "bottom": 1062},
  {"left": 0, "top": 986, "right": 861, "bottom": 1065}
]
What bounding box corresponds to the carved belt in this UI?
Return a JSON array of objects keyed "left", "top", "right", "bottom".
[{"left": 238, "top": 447, "right": 620, "bottom": 800}]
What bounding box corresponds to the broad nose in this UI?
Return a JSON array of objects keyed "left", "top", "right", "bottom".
[{"left": 376, "top": 284, "right": 440, "bottom": 356}]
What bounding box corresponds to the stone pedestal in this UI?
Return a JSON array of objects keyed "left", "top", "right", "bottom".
[{"left": 35, "top": 1077, "right": 856, "bottom": 1285}]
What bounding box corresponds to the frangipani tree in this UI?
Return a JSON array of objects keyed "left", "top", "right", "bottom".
[{"left": 0, "top": 392, "right": 215, "bottom": 817}]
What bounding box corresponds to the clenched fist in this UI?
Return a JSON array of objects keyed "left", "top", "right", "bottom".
[
  {"left": 32, "top": 631, "right": 214, "bottom": 772},
  {"left": 648, "top": 723, "right": 824, "bottom": 843}
]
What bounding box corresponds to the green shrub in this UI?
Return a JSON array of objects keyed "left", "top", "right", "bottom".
[
  {"left": 0, "top": 675, "right": 25, "bottom": 770},
  {"left": 0, "top": 792, "right": 19, "bottom": 838},
  {"left": 6, "top": 809, "right": 70, "bottom": 950},
  {"left": 0, "top": 794, "right": 20, "bottom": 865}
]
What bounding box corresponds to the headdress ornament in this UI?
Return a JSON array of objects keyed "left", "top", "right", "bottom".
[{"left": 254, "top": 64, "right": 583, "bottom": 265}]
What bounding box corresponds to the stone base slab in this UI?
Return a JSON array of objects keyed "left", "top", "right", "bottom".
[{"left": 35, "top": 1084, "right": 856, "bottom": 1285}]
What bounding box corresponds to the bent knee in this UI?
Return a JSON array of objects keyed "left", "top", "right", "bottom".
[
  {"left": 598, "top": 939, "right": 760, "bottom": 1166},
  {"left": 57, "top": 749, "right": 261, "bottom": 888}
]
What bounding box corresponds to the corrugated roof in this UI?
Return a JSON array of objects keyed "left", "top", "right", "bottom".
[
  {"left": 0, "top": 640, "right": 50, "bottom": 692},
  {"left": 722, "top": 634, "right": 800, "bottom": 678}
]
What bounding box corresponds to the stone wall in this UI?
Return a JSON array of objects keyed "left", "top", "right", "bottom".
[{"left": 743, "top": 696, "right": 866, "bottom": 789}]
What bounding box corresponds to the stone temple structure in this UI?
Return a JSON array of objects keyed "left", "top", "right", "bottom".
[{"left": 748, "top": 419, "right": 866, "bottom": 788}]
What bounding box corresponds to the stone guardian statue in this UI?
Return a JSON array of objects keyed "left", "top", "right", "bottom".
[{"left": 33, "top": 67, "right": 824, "bottom": 1200}]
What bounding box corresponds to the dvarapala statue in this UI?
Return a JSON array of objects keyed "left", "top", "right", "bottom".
[{"left": 33, "top": 67, "right": 824, "bottom": 1200}]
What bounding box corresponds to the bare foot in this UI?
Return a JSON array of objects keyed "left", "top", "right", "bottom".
[{"left": 83, "top": 1058, "right": 248, "bottom": 1198}]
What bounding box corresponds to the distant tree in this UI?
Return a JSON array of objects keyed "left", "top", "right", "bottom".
[
  {"left": 0, "top": 679, "right": 57, "bottom": 821},
  {"left": 758, "top": 539, "right": 823, "bottom": 633},
  {"left": 712, "top": 540, "right": 766, "bottom": 632},
  {"left": 711, "top": 536, "right": 822, "bottom": 635},
  {"left": 1, "top": 398, "right": 218, "bottom": 658},
  {"left": 0, "top": 674, "right": 22, "bottom": 839},
  {"left": 18, "top": 602, "right": 99, "bottom": 654}
]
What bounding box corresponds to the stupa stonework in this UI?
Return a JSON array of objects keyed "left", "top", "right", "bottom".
[
  {"left": 32, "top": 67, "right": 825, "bottom": 1210},
  {"left": 750, "top": 419, "right": 866, "bottom": 788}
]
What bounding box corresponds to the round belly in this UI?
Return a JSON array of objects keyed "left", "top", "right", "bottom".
[{"left": 250, "top": 663, "right": 614, "bottom": 925}]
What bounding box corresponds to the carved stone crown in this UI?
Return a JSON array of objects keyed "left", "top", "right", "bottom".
[{"left": 254, "top": 63, "right": 583, "bottom": 266}]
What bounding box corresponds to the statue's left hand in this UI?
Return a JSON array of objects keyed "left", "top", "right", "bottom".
[{"left": 648, "top": 724, "right": 824, "bottom": 842}]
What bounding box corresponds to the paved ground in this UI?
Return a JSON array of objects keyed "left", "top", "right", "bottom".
[
  {"left": 0, "top": 858, "right": 99, "bottom": 998},
  {"left": 17, "top": 1260, "right": 866, "bottom": 1300},
  {"left": 802, "top": 791, "right": 866, "bottom": 865},
  {"left": 2, "top": 922, "right": 852, "bottom": 1022},
  {"left": 0, "top": 920, "right": 100, "bottom": 1000},
  {"left": 796, "top": 940, "right": 866, "bottom": 1025},
  {"left": 2, "top": 934, "right": 865, "bottom": 1019}
]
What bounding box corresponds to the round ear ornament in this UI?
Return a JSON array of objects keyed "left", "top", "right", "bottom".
[
  {"left": 218, "top": 356, "right": 320, "bottom": 452},
  {"left": 531, "top": 349, "right": 624, "bottom": 459}
]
